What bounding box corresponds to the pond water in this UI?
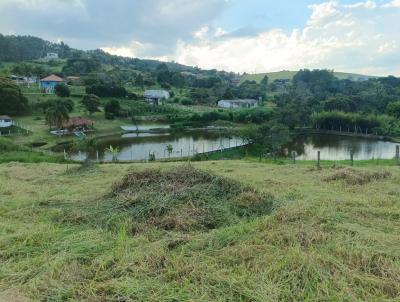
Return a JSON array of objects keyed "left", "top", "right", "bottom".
[
  {"left": 287, "top": 134, "right": 400, "bottom": 161},
  {"left": 66, "top": 130, "right": 244, "bottom": 161},
  {"left": 61, "top": 125, "right": 400, "bottom": 162}
]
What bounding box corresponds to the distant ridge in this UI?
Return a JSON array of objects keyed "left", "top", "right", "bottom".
[{"left": 243, "top": 70, "right": 377, "bottom": 83}]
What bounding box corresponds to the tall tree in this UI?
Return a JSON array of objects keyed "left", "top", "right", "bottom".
[
  {"left": 45, "top": 102, "right": 69, "bottom": 130},
  {"left": 81, "top": 94, "right": 101, "bottom": 115},
  {"left": 0, "top": 77, "right": 29, "bottom": 115},
  {"left": 240, "top": 122, "right": 290, "bottom": 160}
]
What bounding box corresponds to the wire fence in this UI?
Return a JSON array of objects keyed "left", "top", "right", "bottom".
[{"left": 0, "top": 122, "right": 32, "bottom": 137}]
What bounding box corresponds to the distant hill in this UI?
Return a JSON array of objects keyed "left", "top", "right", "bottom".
[
  {"left": 0, "top": 34, "right": 197, "bottom": 73},
  {"left": 243, "top": 70, "right": 376, "bottom": 83}
]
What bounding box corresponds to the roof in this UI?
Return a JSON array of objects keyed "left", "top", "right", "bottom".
[
  {"left": 40, "top": 74, "right": 64, "bottom": 82},
  {"left": 219, "top": 99, "right": 258, "bottom": 105},
  {"left": 0, "top": 115, "right": 12, "bottom": 120},
  {"left": 144, "top": 90, "right": 170, "bottom": 99},
  {"left": 66, "top": 117, "right": 94, "bottom": 127}
]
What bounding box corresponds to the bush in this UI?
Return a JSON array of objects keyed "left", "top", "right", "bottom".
[
  {"left": 81, "top": 94, "right": 101, "bottom": 114},
  {"left": 54, "top": 84, "right": 70, "bottom": 97},
  {"left": 104, "top": 99, "right": 121, "bottom": 118},
  {"left": 86, "top": 84, "right": 127, "bottom": 98},
  {"left": 0, "top": 77, "right": 29, "bottom": 115},
  {"left": 127, "top": 92, "right": 138, "bottom": 100},
  {"left": 180, "top": 97, "right": 194, "bottom": 106},
  {"left": 160, "top": 82, "right": 171, "bottom": 89}
]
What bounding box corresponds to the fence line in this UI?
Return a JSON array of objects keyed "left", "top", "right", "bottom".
[
  {"left": 0, "top": 122, "right": 32, "bottom": 137},
  {"left": 61, "top": 143, "right": 400, "bottom": 165}
]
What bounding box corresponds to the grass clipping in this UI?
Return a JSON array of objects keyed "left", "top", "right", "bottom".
[
  {"left": 110, "top": 166, "right": 273, "bottom": 232},
  {"left": 324, "top": 167, "right": 391, "bottom": 185}
]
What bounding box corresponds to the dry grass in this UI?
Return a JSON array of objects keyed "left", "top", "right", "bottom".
[
  {"left": 107, "top": 165, "right": 274, "bottom": 232},
  {"left": 324, "top": 167, "right": 392, "bottom": 185}
]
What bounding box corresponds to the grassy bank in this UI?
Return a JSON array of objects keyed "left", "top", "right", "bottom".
[
  {"left": 0, "top": 138, "right": 66, "bottom": 164},
  {"left": 0, "top": 161, "right": 399, "bottom": 301}
]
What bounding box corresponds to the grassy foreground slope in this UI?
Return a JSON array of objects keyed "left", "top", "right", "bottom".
[{"left": 0, "top": 161, "right": 399, "bottom": 301}]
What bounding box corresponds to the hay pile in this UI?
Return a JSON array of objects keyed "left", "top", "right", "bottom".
[
  {"left": 324, "top": 168, "right": 391, "bottom": 185},
  {"left": 110, "top": 166, "right": 273, "bottom": 231}
]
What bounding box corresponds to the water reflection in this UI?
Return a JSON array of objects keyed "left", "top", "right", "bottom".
[
  {"left": 287, "top": 134, "right": 399, "bottom": 160},
  {"left": 68, "top": 130, "right": 244, "bottom": 161}
]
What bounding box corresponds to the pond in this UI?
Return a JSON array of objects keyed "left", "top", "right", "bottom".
[
  {"left": 65, "top": 130, "right": 244, "bottom": 162},
  {"left": 287, "top": 134, "right": 400, "bottom": 161},
  {"left": 60, "top": 125, "right": 400, "bottom": 162}
]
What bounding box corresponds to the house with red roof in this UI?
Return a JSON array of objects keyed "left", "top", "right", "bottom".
[{"left": 40, "top": 74, "right": 64, "bottom": 93}]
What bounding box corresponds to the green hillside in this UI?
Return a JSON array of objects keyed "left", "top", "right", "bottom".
[{"left": 244, "top": 70, "right": 375, "bottom": 83}]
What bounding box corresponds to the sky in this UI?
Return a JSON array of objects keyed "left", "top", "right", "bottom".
[{"left": 0, "top": 0, "right": 399, "bottom": 76}]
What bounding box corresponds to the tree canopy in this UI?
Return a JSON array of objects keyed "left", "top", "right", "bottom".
[{"left": 0, "top": 77, "right": 29, "bottom": 115}]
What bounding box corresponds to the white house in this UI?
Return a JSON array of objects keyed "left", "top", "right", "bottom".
[
  {"left": 218, "top": 99, "right": 258, "bottom": 109},
  {"left": 0, "top": 115, "right": 13, "bottom": 128},
  {"left": 46, "top": 53, "right": 59, "bottom": 60},
  {"left": 144, "top": 90, "right": 170, "bottom": 105}
]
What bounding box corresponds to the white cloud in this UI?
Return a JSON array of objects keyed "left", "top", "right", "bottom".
[
  {"left": 0, "top": 0, "right": 230, "bottom": 53},
  {"left": 164, "top": 0, "right": 400, "bottom": 76},
  {"left": 384, "top": 0, "right": 400, "bottom": 7},
  {"left": 0, "top": 0, "right": 398, "bottom": 75}
]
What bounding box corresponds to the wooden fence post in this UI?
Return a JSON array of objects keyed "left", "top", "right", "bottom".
[
  {"left": 396, "top": 145, "right": 400, "bottom": 165},
  {"left": 350, "top": 152, "right": 354, "bottom": 166},
  {"left": 292, "top": 151, "right": 296, "bottom": 164},
  {"left": 317, "top": 151, "right": 321, "bottom": 168}
]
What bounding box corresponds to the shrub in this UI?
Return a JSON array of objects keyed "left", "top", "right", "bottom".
[
  {"left": 54, "top": 84, "right": 71, "bottom": 97},
  {"left": 104, "top": 100, "right": 121, "bottom": 118},
  {"left": 180, "top": 97, "right": 193, "bottom": 106},
  {"left": 81, "top": 94, "right": 101, "bottom": 114},
  {"left": 86, "top": 84, "right": 127, "bottom": 98},
  {"left": 0, "top": 77, "right": 29, "bottom": 115}
]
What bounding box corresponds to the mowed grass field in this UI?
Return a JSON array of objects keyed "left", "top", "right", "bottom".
[{"left": 0, "top": 160, "right": 399, "bottom": 301}]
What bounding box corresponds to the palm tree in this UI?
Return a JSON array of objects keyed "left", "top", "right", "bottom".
[{"left": 45, "top": 101, "right": 70, "bottom": 130}]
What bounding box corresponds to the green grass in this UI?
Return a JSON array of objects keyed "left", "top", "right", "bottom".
[
  {"left": 243, "top": 70, "right": 375, "bottom": 83},
  {"left": 0, "top": 138, "right": 66, "bottom": 163},
  {"left": 0, "top": 160, "right": 399, "bottom": 301}
]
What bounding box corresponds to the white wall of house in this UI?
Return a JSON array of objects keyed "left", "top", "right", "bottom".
[
  {"left": 0, "top": 119, "right": 13, "bottom": 128},
  {"left": 218, "top": 100, "right": 238, "bottom": 108},
  {"left": 218, "top": 100, "right": 258, "bottom": 109}
]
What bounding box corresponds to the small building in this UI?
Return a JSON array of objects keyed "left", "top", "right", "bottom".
[
  {"left": 40, "top": 74, "right": 64, "bottom": 93},
  {"left": 218, "top": 99, "right": 258, "bottom": 109},
  {"left": 10, "top": 75, "right": 37, "bottom": 86},
  {"left": 271, "top": 79, "right": 291, "bottom": 92},
  {"left": 0, "top": 115, "right": 13, "bottom": 128},
  {"left": 46, "top": 53, "right": 59, "bottom": 60},
  {"left": 144, "top": 90, "right": 170, "bottom": 105},
  {"left": 66, "top": 76, "right": 83, "bottom": 85}
]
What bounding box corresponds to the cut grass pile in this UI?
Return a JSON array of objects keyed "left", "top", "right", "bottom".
[
  {"left": 324, "top": 167, "right": 391, "bottom": 185},
  {"left": 109, "top": 166, "right": 273, "bottom": 232},
  {"left": 52, "top": 166, "right": 274, "bottom": 234},
  {"left": 0, "top": 161, "right": 399, "bottom": 301}
]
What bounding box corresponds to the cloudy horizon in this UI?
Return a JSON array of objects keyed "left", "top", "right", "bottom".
[{"left": 0, "top": 0, "right": 399, "bottom": 76}]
